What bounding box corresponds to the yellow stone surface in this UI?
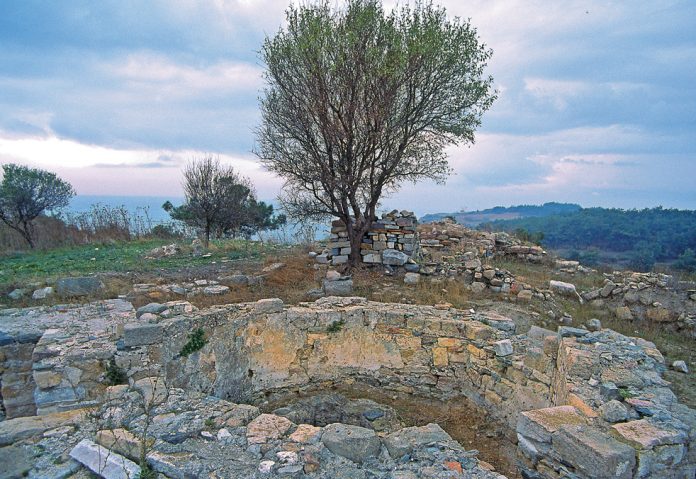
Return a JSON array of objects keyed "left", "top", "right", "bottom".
[{"left": 432, "top": 347, "right": 449, "bottom": 367}]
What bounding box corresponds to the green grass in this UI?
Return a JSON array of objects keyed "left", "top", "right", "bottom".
[{"left": 0, "top": 238, "right": 280, "bottom": 290}]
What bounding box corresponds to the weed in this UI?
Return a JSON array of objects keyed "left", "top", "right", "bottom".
[
  {"left": 619, "top": 387, "right": 635, "bottom": 400},
  {"left": 205, "top": 417, "right": 215, "bottom": 428},
  {"left": 180, "top": 328, "right": 207, "bottom": 357},
  {"left": 327, "top": 319, "right": 346, "bottom": 333},
  {"left": 104, "top": 358, "right": 128, "bottom": 386},
  {"left": 137, "top": 463, "right": 157, "bottom": 479}
]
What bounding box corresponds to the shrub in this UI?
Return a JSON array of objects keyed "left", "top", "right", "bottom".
[
  {"left": 180, "top": 328, "right": 207, "bottom": 357},
  {"left": 104, "top": 358, "right": 127, "bottom": 385},
  {"left": 327, "top": 319, "right": 345, "bottom": 333}
]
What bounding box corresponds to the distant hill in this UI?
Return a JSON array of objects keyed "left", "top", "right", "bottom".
[
  {"left": 420, "top": 202, "right": 581, "bottom": 226},
  {"left": 481, "top": 206, "right": 696, "bottom": 272}
]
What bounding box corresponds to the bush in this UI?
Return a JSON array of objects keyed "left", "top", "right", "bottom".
[{"left": 180, "top": 328, "right": 207, "bottom": 357}]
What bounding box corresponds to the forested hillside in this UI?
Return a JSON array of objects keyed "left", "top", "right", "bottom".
[
  {"left": 420, "top": 202, "right": 581, "bottom": 226},
  {"left": 482, "top": 207, "right": 696, "bottom": 271}
]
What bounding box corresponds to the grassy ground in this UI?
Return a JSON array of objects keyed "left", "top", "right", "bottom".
[{"left": 0, "top": 239, "right": 282, "bottom": 292}]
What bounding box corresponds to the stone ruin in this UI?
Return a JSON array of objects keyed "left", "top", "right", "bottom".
[
  {"left": 316, "top": 210, "right": 420, "bottom": 267},
  {"left": 1, "top": 296, "right": 695, "bottom": 478}
]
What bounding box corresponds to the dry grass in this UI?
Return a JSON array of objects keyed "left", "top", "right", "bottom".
[{"left": 352, "top": 268, "right": 472, "bottom": 308}]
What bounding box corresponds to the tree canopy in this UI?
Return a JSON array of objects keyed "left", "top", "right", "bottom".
[
  {"left": 0, "top": 163, "right": 75, "bottom": 248},
  {"left": 256, "top": 0, "right": 496, "bottom": 265},
  {"left": 163, "top": 157, "right": 285, "bottom": 245}
]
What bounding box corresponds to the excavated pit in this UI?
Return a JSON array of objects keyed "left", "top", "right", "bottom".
[
  {"left": 261, "top": 386, "right": 520, "bottom": 478},
  {"left": 1, "top": 297, "right": 695, "bottom": 478}
]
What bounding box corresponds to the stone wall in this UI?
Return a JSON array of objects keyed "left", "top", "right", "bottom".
[
  {"left": 1, "top": 298, "right": 695, "bottom": 478},
  {"left": 317, "top": 210, "right": 419, "bottom": 266}
]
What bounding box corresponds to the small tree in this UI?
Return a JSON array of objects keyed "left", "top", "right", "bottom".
[
  {"left": 0, "top": 163, "right": 75, "bottom": 248},
  {"left": 256, "top": 0, "right": 496, "bottom": 266},
  {"left": 164, "top": 157, "right": 284, "bottom": 245}
]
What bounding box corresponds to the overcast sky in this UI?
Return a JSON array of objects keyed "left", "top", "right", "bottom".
[{"left": 0, "top": 0, "right": 694, "bottom": 215}]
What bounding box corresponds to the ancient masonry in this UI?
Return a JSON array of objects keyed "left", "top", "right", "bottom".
[
  {"left": 1, "top": 297, "right": 695, "bottom": 478},
  {"left": 317, "top": 210, "right": 420, "bottom": 266}
]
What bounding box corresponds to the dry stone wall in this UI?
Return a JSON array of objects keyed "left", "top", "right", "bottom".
[{"left": 317, "top": 210, "right": 419, "bottom": 266}]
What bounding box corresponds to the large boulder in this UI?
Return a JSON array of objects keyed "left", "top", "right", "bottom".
[
  {"left": 323, "top": 279, "right": 353, "bottom": 296},
  {"left": 321, "top": 423, "right": 381, "bottom": 463},
  {"left": 56, "top": 277, "right": 104, "bottom": 297},
  {"left": 382, "top": 249, "right": 409, "bottom": 266}
]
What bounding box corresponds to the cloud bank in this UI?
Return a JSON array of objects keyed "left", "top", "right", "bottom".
[{"left": 0, "top": 0, "right": 694, "bottom": 213}]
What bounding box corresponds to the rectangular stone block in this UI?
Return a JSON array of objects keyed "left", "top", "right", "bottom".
[
  {"left": 517, "top": 406, "right": 586, "bottom": 444},
  {"left": 70, "top": 438, "right": 141, "bottom": 479},
  {"left": 123, "top": 323, "right": 163, "bottom": 347},
  {"left": 611, "top": 419, "right": 687, "bottom": 449},
  {"left": 552, "top": 425, "right": 635, "bottom": 479}
]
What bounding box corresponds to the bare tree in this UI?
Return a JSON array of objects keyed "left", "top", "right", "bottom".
[{"left": 256, "top": 0, "right": 496, "bottom": 266}]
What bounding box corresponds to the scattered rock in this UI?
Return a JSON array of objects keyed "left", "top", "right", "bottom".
[
  {"left": 672, "top": 360, "right": 689, "bottom": 374},
  {"left": 203, "top": 285, "right": 230, "bottom": 296},
  {"left": 404, "top": 272, "right": 420, "bottom": 284},
  {"left": 254, "top": 298, "right": 284, "bottom": 313},
  {"left": 8, "top": 289, "right": 25, "bottom": 300},
  {"left": 549, "top": 280, "right": 581, "bottom": 301},
  {"left": 615, "top": 306, "right": 634, "bottom": 321},
  {"left": 246, "top": 414, "right": 293, "bottom": 444},
  {"left": 587, "top": 318, "right": 602, "bottom": 332},
  {"left": 32, "top": 287, "right": 54, "bottom": 300},
  {"left": 136, "top": 302, "right": 167, "bottom": 318}
]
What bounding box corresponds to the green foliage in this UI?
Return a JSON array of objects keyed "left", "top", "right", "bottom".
[
  {"left": 180, "top": 328, "right": 207, "bottom": 357},
  {"left": 149, "top": 224, "right": 180, "bottom": 239},
  {"left": 327, "top": 319, "right": 346, "bottom": 333},
  {"left": 204, "top": 417, "right": 215, "bottom": 428},
  {"left": 512, "top": 228, "right": 544, "bottom": 245},
  {"left": 675, "top": 248, "right": 696, "bottom": 272},
  {"left": 163, "top": 157, "right": 285, "bottom": 245},
  {"left": 104, "top": 358, "right": 127, "bottom": 386},
  {"left": 619, "top": 387, "right": 635, "bottom": 399},
  {"left": 0, "top": 163, "right": 75, "bottom": 248},
  {"left": 257, "top": 0, "right": 495, "bottom": 265},
  {"left": 137, "top": 464, "right": 157, "bottom": 479},
  {"left": 485, "top": 206, "right": 696, "bottom": 267}
]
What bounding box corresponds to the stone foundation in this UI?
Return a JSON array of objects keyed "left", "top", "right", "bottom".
[{"left": 1, "top": 298, "right": 694, "bottom": 478}]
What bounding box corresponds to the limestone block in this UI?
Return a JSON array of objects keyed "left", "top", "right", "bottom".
[
  {"left": 321, "top": 423, "right": 380, "bottom": 463},
  {"left": 69, "top": 438, "right": 141, "bottom": 479},
  {"left": 552, "top": 425, "right": 635, "bottom": 479},
  {"left": 493, "top": 339, "right": 513, "bottom": 357},
  {"left": 123, "top": 323, "right": 163, "bottom": 347},
  {"left": 246, "top": 414, "right": 293, "bottom": 444},
  {"left": 254, "top": 298, "right": 284, "bottom": 313},
  {"left": 610, "top": 419, "right": 687, "bottom": 449},
  {"left": 432, "top": 347, "right": 448, "bottom": 367},
  {"left": 517, "top": 406, "right": 586, "bottom": 444}
]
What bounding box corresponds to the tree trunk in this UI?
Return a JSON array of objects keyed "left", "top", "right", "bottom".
[{"left": 204, "top": 224, "right": 211, "bottom": 248}]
